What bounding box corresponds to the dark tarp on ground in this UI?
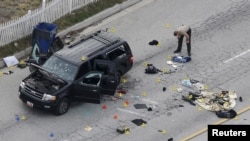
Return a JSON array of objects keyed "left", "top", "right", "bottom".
[
  {"left": 215, "top": 109, "right": 237, "bottom": 118},
  {"left": 131, "top": 119, "right": 147, "bottom": 126}
]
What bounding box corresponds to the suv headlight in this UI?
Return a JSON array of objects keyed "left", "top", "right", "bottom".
[
  {"left": 42, "top": 94, "right": 56, "bottom": 101},
  {"left": 20, "top": 82, "right": 25, "bottom": 89}
]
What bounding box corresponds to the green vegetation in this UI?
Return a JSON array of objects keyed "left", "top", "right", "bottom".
[{"left": 0, "top": 0, "right": 125, "bottom": 59}]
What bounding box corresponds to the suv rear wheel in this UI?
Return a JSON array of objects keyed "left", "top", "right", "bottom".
[{"left": 54, "top": 98, "right": 69, "bottom": 116}]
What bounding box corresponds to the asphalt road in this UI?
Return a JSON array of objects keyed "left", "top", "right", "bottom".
[{"left": 0, "top": 0, "right": 250, "bottom": 141}]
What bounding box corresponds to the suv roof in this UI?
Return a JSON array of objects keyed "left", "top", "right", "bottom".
[{"left": 55, "top": 30, "right": 123, "bottom": 66}]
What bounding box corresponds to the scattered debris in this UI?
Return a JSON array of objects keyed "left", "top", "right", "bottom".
[
  {"left": 181, "top": 95, "right": 196, "bottom": 106},
  {"left": 15, "top": 115, "right": 20, "bottom": 121},
  {"left": 163, "top": 69, "right": 176, "bottom": 74},
  {"left": 17, "top": 60, "right": 27, "bottom": 68},
  {"left": 111, "top": 96, "right": 118, "bottom": 101},
  {"left": 166, "top": 61, "right": 174, "bottom": 65},
  {"left": 178, "top": 105, "right": 184, "bottom": 107},
  {"left": 49, "top": 132, "right": 54, "bottom": 138},
  {"left": 182, "top": 79, "right": 192, "bottom": 87},
  {"left": 145, "top": 64, "right": 161, "bottom": 74},
  {"left": 3, "top": 56, "right": 19, "bottom": 67},
  {"left": 172, "top": 55, "right": 191, "bottom": 63},
  {"left": 239, "top": 96, "right": 243, "bottom": 102},
  {"left": 131, "top": 119, "right": 147, "bottom": 126},
  {"left": 193, "top": 83, "right": 205, "bottom": 91},
  {"left": 163, "top": 87, "right": 166, "bottom": 91},
  {"left": 190, "top": 79, "right": 199, "bottom": 84},
  {"left": 135, "top": 95, "right": 140, "bottom": 100},
  {"left": 116, "top": 126, "right": 130, "bottom": 134},
  {"left": 194, "top": 90, "right": 237, "bottom": 111},
  {"left": 147, "top": 107, "right": 153, "bottom": 111},
  {"left": 168, "top": 137, "right": 173, "bottom": 141},
  {"left": 134, "top": 104, "right": 147, "bottom": 109},
  {"left": 3, "top": 70, "right": 14, "bottom": 75},
  {"left": 148, "top": 40, "right": 159, "bottom": 46},
  {"left": 177, "top": 87, "right": 183, "bottom": 93}
]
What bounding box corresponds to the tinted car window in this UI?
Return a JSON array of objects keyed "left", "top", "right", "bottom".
[
  {"left": 107, "top": 45, "right": 126, "bottom": 61},
  {"left": 42, "top": 55, "right": 78, "bottom": 81},
  {"left": 82, "top": 72, "right": 102, "bottom": 86}
]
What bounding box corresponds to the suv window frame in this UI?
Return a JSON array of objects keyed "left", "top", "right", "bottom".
[{"left": 106, "top": 44, "right": 128, "bottom": 61}]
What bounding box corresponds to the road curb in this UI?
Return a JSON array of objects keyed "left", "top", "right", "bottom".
[{"left": 0, "top": 0, "right": 142, "bottom": 69}]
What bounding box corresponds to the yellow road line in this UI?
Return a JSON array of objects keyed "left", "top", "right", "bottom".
[{"left": 180, "top": 106, "right": 250, "bottom": 141}]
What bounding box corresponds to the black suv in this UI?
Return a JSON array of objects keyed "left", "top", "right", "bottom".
[{"left": 19, "top": 30, "right": 134, "bottom": 115}]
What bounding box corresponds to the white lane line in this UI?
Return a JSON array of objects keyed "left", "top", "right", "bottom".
[
  {"left": 141, "top": 98, "right": 158, "bottom": 105},
  {"left": 117, "top": 108, "right": 145, "bottom": 117},
  {"left": 223, "top": 49, "right": 250, "bottom": 64}
]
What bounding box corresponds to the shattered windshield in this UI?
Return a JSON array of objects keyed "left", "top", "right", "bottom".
[{"left": 42, "top": 55, "right": 78, "bottom": 81}]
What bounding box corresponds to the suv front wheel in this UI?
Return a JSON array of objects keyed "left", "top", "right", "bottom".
[{"left": 54, "top": 98, "right": 70, "bottom": 116}]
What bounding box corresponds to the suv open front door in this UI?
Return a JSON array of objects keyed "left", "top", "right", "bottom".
[
  {"left": 94, "top": 59, "right": 119, "bottom": 96},
  {"left": 73, "top": 60, "right": 118, "bottom": 104}
]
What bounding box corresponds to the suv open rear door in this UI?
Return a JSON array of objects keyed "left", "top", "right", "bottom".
[{"left": 73, "top": 60, "right": 118, "bottom": 104}]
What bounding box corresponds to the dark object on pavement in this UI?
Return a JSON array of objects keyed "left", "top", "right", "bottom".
[
  {"left": 190, "top": 79, "right": 199, "bottom": 83},
  {"left": 239, "top": 96, "right": 243, "bottom": 102},
  {"left": 134, "top": 104, "right": 147, "bottom": 109},
  {"left": 17, "top": 63, "right": 27, "bottom": 68},
  {"left": 221, "top": 90, "right": 229, "bottom": 94},
  {"left": 131, "top": 119, "right": 147, "bottom": 126},
  {"left": 182, "top": 95, "right": 196, "bottom": 106},
  {"left": 116, "top": 126, "right": 130, "bottom": 134},
  {"left": 149, "top": 40, "right": 159, "bottom": 46},
  {"left": 3, "top": 70, "right": 14, "bottom": 75},
  {"left": 168, "top": 138, "right": 173, "bottom": 141},
  {"left": 147, "top": 107, "right": 152, "bottom": 111},
  {"left": 215, "top": 109, "right": 237, "bottom": 118},
  {"left": 188, "top": 92, "right": 201, "bottom": 100},
  {"left": 163, "top": 87, "right": 166, "bottom": 91},
  {"left": 145, "top": 64, "right": 161, "bottom": 74}
]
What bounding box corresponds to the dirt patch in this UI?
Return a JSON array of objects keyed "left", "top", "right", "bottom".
[{"left": 0, "top": 0, "right": 51, "bottom": 23}]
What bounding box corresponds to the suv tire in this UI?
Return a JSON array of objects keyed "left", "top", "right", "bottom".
[{"left": 54, "top": 98, "right": 69, "bottom": 116}]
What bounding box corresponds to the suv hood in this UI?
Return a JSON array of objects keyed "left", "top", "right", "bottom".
[{"left": 24, "top": 64, "right": 67, "bottom": 94}]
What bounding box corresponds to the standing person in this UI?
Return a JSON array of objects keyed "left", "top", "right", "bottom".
[{"left": 173, "top": 25, "right": 192, "bottom": 56}]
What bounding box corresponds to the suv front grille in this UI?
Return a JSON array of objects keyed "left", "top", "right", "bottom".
[{"left": 23, "top": 86, "right": 44, "bottom": 100}]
